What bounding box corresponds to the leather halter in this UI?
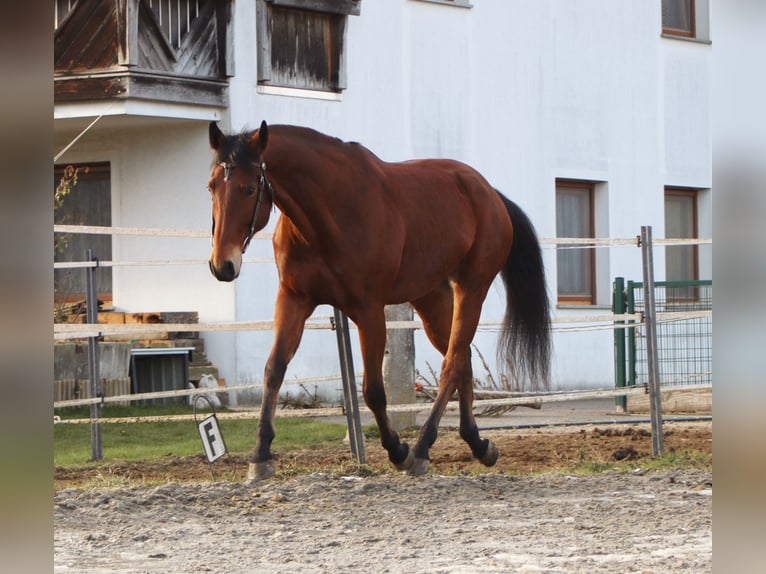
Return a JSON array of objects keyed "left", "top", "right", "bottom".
[{"left": 219, "top": 160, "right": 274, "bottom": 253}]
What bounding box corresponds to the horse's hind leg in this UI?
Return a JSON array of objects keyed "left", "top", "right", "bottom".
[
  {"left": 409, "top": 288, "right": 452, "bottom": 474},
  {"left": 355, "top": 308, "right": 413, "bottom": 470},
  {"left": 457, "top": 370, "right": 499, "bottom": 467},
  {"left": 248, "top": 288, "right": 314, "bottom": 482},
  {"left": 411, "top": 285, "right": 497, "bottom": 475},
  {"left": 451, "top": 290, "right": 498, "bottom": 467}
]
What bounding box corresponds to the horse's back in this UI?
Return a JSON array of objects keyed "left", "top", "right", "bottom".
[
  {"left": 270, "top": 128, "right": 513, "bottom": 306},
  {"left": 378, "top": 158, "right": 514, "bottom": 301}
]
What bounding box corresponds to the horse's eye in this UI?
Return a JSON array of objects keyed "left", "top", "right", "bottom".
[{"left": 243, "top": 183, "right": 257, "bottom": 196}]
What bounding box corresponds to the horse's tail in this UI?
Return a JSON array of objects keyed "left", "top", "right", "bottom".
[{"left": 496, "top": 190, "right": 551, "bottom": 391}]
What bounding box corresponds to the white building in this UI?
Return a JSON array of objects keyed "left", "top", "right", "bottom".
[{"left": 54, "top": 0, "right": 712, "bottom": 402}]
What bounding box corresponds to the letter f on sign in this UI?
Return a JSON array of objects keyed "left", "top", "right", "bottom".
[{"left": 198, "top": 415, "right": 227, "bottom": 463}]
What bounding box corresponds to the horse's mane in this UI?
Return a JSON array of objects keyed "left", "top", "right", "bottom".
[{"left": 213, "top": 125, "right": 353, "bottom": 168}]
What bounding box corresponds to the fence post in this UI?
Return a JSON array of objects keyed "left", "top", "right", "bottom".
[
  {"left": 613, "top": 277, "right": 627, "bottom": 413},
  {"left": 85, "top": 249, "right": 103, "bottom": 461},
  {"left": 333, "top": 308, "right": 366, "bottom": 464},
  {"left": 627, "top": 280, "right": 637, "bottom": 387},
  {"left": 383, "top": 304, "right": 416, "bottom": 430},
  {"left": 640, "top": 227, "right": 664, "bottom": 457}
]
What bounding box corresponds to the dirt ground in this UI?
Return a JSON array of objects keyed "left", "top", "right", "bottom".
[
  {"left": 54, "top": 419, "right": 712, "bottom": 487},
  {"left": 54, "top": 411, "right": 712, "bottom": 573}
]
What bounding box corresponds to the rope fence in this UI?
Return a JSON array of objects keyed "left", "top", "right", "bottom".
[
  {"left": 53, "top": 383, "right": 712, "bottom": 424},
  {"left": 53, "top": 223, "right": 710, "bottom": 337},
  {"left": 53, "top": 223, "right": 712, "bottom": 440},
  {"left": 54, "top": 223, "right": 712, "bottom": 245},
  {"left": 53, "top": 311, "right": 712, "bottom": 342},
  {"left": 53, "top": 224, "right": 711, "bottom": 269}
]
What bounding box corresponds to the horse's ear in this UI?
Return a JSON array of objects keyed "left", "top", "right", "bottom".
[
  {"left": 250, "top": 120, "right": 269, "bottom": 153},
  {"left": 209, "top": 121, "right": 225, "bottom": 150},
  {"left": 259, "top": 120, "right": 269, "bottom": 147}
]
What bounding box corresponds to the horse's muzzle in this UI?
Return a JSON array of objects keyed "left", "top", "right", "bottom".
[{"left": 209, "top": 259, "right": 238, "bottom": 282}]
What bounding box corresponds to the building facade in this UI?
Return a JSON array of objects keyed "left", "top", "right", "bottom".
[{"left": 54, "top": 0, "right": 712, "bottom": 401}]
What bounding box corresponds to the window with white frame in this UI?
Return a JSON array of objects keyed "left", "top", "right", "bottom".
[
  {"left": 256, "top": 0, "right": 361, "bottom": 94},
  {"left": 556, "top": 181, "right": 595, "bottom": 304}
]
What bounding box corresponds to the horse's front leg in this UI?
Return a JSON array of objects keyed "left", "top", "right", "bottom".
[
  {"left": 247, "top": 288, "right": 314, "bottom": 482},
  {"left": 355, "top": 309, "right": 414, "bottom": 471}
]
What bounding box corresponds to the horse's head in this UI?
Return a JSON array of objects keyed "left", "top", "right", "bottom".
[{"left": 207, "top": 120, "right": 273, "bottom": 282}]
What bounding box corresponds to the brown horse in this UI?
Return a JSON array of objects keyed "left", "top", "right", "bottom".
[{"left": 207, "top": 121, "right": 550, "bottom": 479}]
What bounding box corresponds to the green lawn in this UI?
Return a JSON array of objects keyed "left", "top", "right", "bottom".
[{"left": 54, "top": 405, "right": 348, "bottom": 467}]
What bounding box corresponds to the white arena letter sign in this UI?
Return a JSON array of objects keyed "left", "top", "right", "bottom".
[{"left": 198, "top": 415, "right": 227, "bottom": 463}]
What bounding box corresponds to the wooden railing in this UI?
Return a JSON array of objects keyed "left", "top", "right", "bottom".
[{"left": 54, "top": 0, "right": 231, "bottom": 107}]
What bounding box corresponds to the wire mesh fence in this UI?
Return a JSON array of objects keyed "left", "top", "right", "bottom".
[{"left": 624, "top": 280, "right": 712, "bottom": 388}]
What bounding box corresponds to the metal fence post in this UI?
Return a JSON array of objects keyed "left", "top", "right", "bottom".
[
  {"left": 333, "top": 308, "right": 366, "bottom": 464},
  {"left": 85, "top": 249, "right": 103, "bottom": 461},
  {"left": 613, "top": 277, "right": 627, "bottom": 413},
  {"left": 640, "top": 227, "right": 664, "bottom": 457},
  {"left": 626, "top": 280, "right": 637, "bottom": 387}
]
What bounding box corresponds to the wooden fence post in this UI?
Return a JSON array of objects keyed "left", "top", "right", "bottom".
[{"left": 383, "top": 304, "right": 416, "bottom": 431}]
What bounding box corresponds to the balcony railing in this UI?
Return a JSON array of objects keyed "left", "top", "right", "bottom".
[{"left": 54, "top": 0, "right": 231, "bottom": 108}]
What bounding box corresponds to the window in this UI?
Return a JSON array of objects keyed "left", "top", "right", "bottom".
[
  {"left": 662, "top": 0, "right": 710, "bottom": 41},
  {"left": 662, "top": 0, "right": 695, "bottom": 37},
  {"left": 256, "top": 0, "right": 361, "bottom": 94},
  {"left": 54, "top": 163, "right": 112, "bottom": 307},
  {"left": 556, "top": 181, "right": 595, "bottom": 304},
  {"left": 665, "top": 188, "right": 699, "bottom": 285}
]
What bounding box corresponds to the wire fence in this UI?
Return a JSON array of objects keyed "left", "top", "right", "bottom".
[
  {"left": 53, "top": 224, "right": 712, "bottom": 416},
  {"left": 627, "top": 280, "right": 712, "bottom": 388}
]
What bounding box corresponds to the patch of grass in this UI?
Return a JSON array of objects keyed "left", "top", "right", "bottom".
[
  {"left": 636, "top": 448, "right": 712, "bottom": 471},
  {"left": 54, "top": 405, "right": 347, "bottom": 467},
  {"left": 564, "top": 446, "right": 712, "bottom": 476},
  {"left": 362, "top": 423, "right": 380, "bottom": 439},
  {"left": 79, "top": 468, "right": 167, "bottom": 490}
]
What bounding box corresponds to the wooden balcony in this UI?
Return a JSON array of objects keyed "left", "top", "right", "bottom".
[{"left": 54, "top": 0, "right": 232, "bottom": 109}]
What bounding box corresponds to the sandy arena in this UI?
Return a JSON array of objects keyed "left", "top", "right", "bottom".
[{"left": 55, "top": 402, "right": 712, "bottom": 573}]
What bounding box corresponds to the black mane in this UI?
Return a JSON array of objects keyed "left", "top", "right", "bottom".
[{"left": 213, "top": 129, "right": 256, "bottom": 168}]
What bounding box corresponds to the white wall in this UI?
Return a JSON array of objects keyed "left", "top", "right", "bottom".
[
  {"left": 221, "top": 0, "right": 710, "bottom": 395},
  {"left": 54, "top": 119, "right": 240, "bottom": 384}
]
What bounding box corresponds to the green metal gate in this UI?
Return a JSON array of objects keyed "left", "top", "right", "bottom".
[{"left": 613, "top": 279, "right": 712, "bottom": 408}]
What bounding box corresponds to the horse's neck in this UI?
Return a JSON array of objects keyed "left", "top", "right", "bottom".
[{"left": 267, "top": 132, "right": 350, "bottom": 248}]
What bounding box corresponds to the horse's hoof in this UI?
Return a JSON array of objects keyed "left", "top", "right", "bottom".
[
  {"left": 393, "top": 446, "right": 414, "bottom": 471},
  {"left": 246, "top": 460, "right": 275, "bottom": 482},
  {"left": 479, "top": 440, "right": 499, "bottom": 467},
  {"left": 407, "top": 457, "right": 430, "bottom": 477}
]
